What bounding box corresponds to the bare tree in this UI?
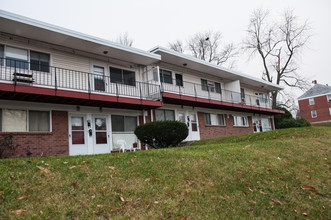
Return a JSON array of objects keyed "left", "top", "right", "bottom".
[
  {"left": 116, "top": 32, "right": 133, "bottom": 47},
  {"left": 168, "top": 40, "right": 185, "bottom": 53},
  {"left": 243, "top": 9, "right": 311, "bottom": 108},
  {"left": 168, "top": 30, "right": 237, "bottom": 67}
]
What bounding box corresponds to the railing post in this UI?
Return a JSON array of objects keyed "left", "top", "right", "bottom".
[
  {"left": 88, "top": 72, "right": 91, "bottom": 94},
  {"left": 54, "top": 67, "right": 57, "bottom": 90},
  {"left": 14, "top": 60, "right": 17, "bottom": 89},
  {"left": 231, "top": 92, "right": 233, "bottom": 103},
  {"left": 116, "top": 82, "right": 119, "bottom": 96},
  {"left": 208, "top": 86, "right": 210, "bottom": 100},
  {"left": 194, "top": 84, "right": 197, "bottom": 97},
  {"left": 139, "top": 82, "right": 143, "bottom": 99}
]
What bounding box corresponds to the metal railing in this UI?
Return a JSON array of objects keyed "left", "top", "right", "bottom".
[
  {"left": 154, "top": 78, "right": 272, "bottom": 109},
  {"left": 0, "top": 58, "right": 162, "bottom": 101}
]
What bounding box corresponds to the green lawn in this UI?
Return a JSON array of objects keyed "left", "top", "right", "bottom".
[{"left": 0, "top": 127, "right": 330, "bottom": 219}]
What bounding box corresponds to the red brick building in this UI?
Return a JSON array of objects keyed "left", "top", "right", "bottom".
[
  {"left": 298, "top": 83, "right": 331, "bottom": 124},
  {"left": 0, "top": 10, "right": 284, "bottom": 158}
]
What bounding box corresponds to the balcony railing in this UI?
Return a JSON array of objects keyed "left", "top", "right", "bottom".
[
  {"left": 0, "top": 58, "right": 162, "bottom": 101},
  {"left": 155, "top": 78, "right": 272, "bottom": 109}
]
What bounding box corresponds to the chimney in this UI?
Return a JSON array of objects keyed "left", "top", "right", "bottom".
[{"left": 312, "top": 80, "right": 317, "bottom": 84}]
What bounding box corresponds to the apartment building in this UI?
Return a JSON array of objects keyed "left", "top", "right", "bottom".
[
  {"left": 298, "top": 82, "right": 331, "bottom": 124},
  {"left": 0, "top": 10, "right": 283, "bottom": 158}
]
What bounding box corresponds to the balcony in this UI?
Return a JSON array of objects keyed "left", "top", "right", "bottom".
[
  {"left": 0, "top": 58, "right": 162, "bottom": 109},
  {"left": 155, "top": 79, "right": 283, "bottom": 115}
]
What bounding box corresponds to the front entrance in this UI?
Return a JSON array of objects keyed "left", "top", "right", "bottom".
[
  {"left": 93, "top": 116, "right": 110, "bottom": 154},
  {"left": 69, "top": 114, "right": 111, "bottom": 155},
  {"left": 178, "top": 111, "right": 200, "bottom": 141},
  {"left": 69, "top": 115, "right": 88, "bottom": 155},
  {"left": 253, "top": 117, "right": 272, "bottom": 133}
]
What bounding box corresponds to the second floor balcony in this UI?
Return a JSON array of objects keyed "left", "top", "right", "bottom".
[
  {"left": 150, "top": 77, "right": 282, "bottom": 115},
  {"left": 0, "top": 58, "right": 162, "bottom": 109}
]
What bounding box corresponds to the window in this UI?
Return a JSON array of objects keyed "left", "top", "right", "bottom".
[
  {"left": 30, "top": 51, "right": 50, "bottom": 72},
  {"left": 29, "top": 111, "right": 50, "bottom": 132},
  {"left": 311, "top": 110, "right": 317, "bottom": 118},
  {"left": 175, "top": 73, "right": 183, "bottom": 86},
  {"left": 309, "top": 98, "right": 315, "bottom": 105},
  {"left": 110, "top": 67, "right": 135, "bottom": 86},
  {"left": 155, "top": 109, "right": 175, "bottom": 121},
  {"left": 201, "top": 78, "right": 221, "bottom": 93},
  {"left": 153, "top": 68, "right": 159, "bottom": 81},
  {"left": 160, "top": 69, "right": 172, "bottom": 84},
  {"left": 204, "top": 113, "right": 225, "bottom": 126},
  {"left": 233, "top": 116, "right": 249, "bottom": 127},
  {"left": 329, "top": 108, "right": 331, "bottom": 115},
  {"left": 111, "top": 115, "right": 137, "bottom": 132},
  {"left": 241, "top": 88, "right": 245, "bottom": 99},
  {"left": 215, "top": 82, "right": 221, "bottom": 94},
  {"left": 201, "top": 79, "right": 208, "bottom": 91},
  {"left": 3, "top": 109, "right": 27, "bottom": 132},
  {"left": 0, "top": 109, "right": 51, "bottom": 132},
  {"left": 208, "top": 82, "right": 215, "bottom": 92},
  {"left": 93, "top": 66, "right": 105, "bottom": 91},
  {"left": 5, "top": 46, "right": 28, "bottom": 69},
  {"left": 327, "top": 95, "right": 331, "bottom": 102}
]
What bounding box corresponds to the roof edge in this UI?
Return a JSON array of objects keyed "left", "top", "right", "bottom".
[
  {"left": 150, "top": 46, "right": 284, "bottom": 90},
  {"left": 0, "top": 9, "right": 161, "bottom": 61}
]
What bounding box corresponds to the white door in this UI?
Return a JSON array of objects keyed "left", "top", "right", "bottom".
[
  {"left": 93, "top": 116, "right": 110, "bottom": 154},
  {"left": 253, "top": 118, "right": 262, "bottom": 133},
  {"left": 188, "top": 113, "right": 200, "bottom": 140},
  {"left": 93, "top": 66, "right": 106, "bottom": 92},
  {"left": 69, "top": 115, "right": 88, "bottom": 155}
]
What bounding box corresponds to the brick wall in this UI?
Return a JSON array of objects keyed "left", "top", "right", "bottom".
[
  {"left": 1, "top": 110, "right": 69, "bottom": 158},
  {"left": 298, "top": 95, "right": 331, "bottom": 123},
  {"left": 198, "top": 112, "right": 254, "bottom": 139}
]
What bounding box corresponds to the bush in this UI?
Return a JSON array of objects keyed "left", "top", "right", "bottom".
[
  {"left": 295, "top": 118, "right": 311, "bottom": 127},
  {"left": 275, "top": 107, "right": 311, "bottom": 129},
  {"left": 134, "top": 121, "right": 189, "bottom": 149},
  {"left": 0, "top": 134, "right": 19, "bottom": 159}
]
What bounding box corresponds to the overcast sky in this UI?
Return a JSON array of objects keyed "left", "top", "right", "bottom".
[{"left": 1, "top": 0, "right": 330, "bottom": 98}]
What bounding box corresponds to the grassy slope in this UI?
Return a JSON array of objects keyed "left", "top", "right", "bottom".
[{"left": 0, "top": 127, "right": 330, "bottom": 219}]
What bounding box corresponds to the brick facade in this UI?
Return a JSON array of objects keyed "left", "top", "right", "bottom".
[
  {"left": 0, "top": 110, "right": 69, "bottom": 158},
  {"left": 198, "top": 112, "right": 254, "bottom": 140},
  {"left": 298, "top": 95, "right": 331, "bottom": 123}
]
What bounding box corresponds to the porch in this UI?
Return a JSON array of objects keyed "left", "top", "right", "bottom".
[{"left": 0, "top": 58, "right": 162, "bottom": 110}]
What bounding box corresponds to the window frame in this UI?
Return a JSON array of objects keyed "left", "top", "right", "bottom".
[
  {"left": 327, "top": 94, "right": 331, "bottom": 102},
  {"left": 109, "top": 66, "right": 136, "bottom": 86},
  {"left": 309, "top": 98, "right": 315, "bottom": 105},
  {"left": 30, "top": 50, "right": 51, "bottom": 73},
  {"left": 201, "top": 78, "right": 222, "bottom": 93},
  {"left": 111, "top": 115, "right": 138, "bottom": 133},
  {"left": 5, "top": 45, "right": 29, "bottom": 70},
  {"left": 155, "top": 109, "right": 175, "bottom": 121},
  {"left": 159, "top": 68, "right": 173, "bottom": 84},
  {"left": 233, "top": 115, "right": 249, "bottom": 127},
  {"left": 175, "top": 73, "right": 183, "bottom": 87},
  {"left": 311, "top": 110, "right": 317, "bottom": 118},
  {"left": 204, "top": 113, "right": 226, "bottom": 126},
  {"left": 1, "top": 44, "right": 52, "bottom": 72},
  {"left": 0, "top": 108, "right": 52, "bottom": 133}
]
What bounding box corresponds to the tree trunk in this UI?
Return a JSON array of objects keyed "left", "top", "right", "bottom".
[{"left": 272, "top": 91, "right": 278, "bottom": 109}]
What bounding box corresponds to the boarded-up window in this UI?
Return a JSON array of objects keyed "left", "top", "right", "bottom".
[{"left": 3, "top": 109, "right": 27, "bottom": 132}]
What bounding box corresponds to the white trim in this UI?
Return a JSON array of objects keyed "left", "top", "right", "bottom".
[
  {"left": 298, "top": 92, "right": 331, "bottom": 101},
  {"left": 150, "top": 46, "right": 283, "bottom": 90},
  {"left": 0, "top": 107, "right": 52, "bottom": 132},
  {"left": 0, "top": 10, "right": 161, "bottom": 61},
  {"left": 311, "top": 110, "right": 317, "bottom": 118},
  {"left": 309, "top": 98, "right": 315, "bottom": 105}
]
